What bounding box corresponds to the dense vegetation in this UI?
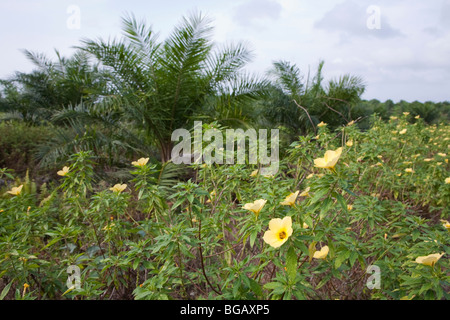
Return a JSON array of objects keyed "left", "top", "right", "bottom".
[{"left": 0, "top": 12, "right": 448, "bottom": 300}]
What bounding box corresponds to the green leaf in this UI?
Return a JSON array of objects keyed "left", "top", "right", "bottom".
[
  {"left": 286, "top": 246, "right": 297, "bottom": 284},
  {"left": 315, "top": 273, "right": 332, "bottom": 290},
  {"left": 309, "top": 188, "right": 329, "bottom": 205},
  {"left": 264, "top": 281, "right": 282, "bottom": 290},
  {"left": 335, "top": 250, "right": 351, "bottom": 269},
  {"left": 335, "top": 193, "right": 347, "bottom": 213},
  {"left": 0, "top": 281, "right": 13, "bottom": 300},
  {"left": 247, "top": 277, "right": 262, "bottom": 297},
  {"left": 249, "top": 230, "right": 258, "bottom": 248},
  {"left": 308, "top": 241, "right": 317, "bottom": 262}
]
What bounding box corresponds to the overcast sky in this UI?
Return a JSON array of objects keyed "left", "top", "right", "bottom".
[{"left": 1, "top": 0, "right": 449, "bottom": 102}]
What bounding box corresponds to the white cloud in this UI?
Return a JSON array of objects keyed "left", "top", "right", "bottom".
[
  {"left": 0, "top": 0, "right": 448, "bottom": 102},
  {"left": 232, "top": 0, "right": 282, "bottom": 28}
]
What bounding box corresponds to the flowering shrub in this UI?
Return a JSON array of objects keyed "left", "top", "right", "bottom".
[{"left": 0, "top": 116, "right": 448, "bottom": 300}]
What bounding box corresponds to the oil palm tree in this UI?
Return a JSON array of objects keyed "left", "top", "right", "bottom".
[
  {"left": 265, "top": 60, "right": 365, "bottom": 136},
  {"left": 0, "top": 49, "right": 105, "bottom": 125},
  {"left": 77, "top": 11, "right": 267, "bottom": 162}
]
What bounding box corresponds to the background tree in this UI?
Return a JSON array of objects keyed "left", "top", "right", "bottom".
[
  {"left": 263, "top": 60, "right": 365, "bottom": 141},
  {"left": 68, "top": 12, "right": 268, "bottom": 162}
]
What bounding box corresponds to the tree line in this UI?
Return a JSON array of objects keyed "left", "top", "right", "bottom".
[{"left": 0, "top": 12, "right": 448, "bottom": 175}]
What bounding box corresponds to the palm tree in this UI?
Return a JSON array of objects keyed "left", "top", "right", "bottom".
[
  {"left": 0, "top": 49, "right": 106, "bottom": 125},
  {"left": 265, "top": 60, "right": 365, "bottom": 136},
  {"left": 76, "top": 12, "right": 267, "bottom": 162}
]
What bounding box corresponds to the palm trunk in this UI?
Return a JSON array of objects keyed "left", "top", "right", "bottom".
[{"left": 159, "top": 141, "right": 173, "bottom": 163}]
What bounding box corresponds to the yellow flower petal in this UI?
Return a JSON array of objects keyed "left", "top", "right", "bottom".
[
  {"left": 243, "top": 199, "right": 267, "bottom": 216},
  {"left": 314, "top": 147, "right": 343, "bottom": 169},
  {"left": 299, "top": 187, "right": 310, "bottom": 197},
  {"left": 57, "top": 166, "right": 70, "bottom": 176},
  {"left": 132, "top": 157, "right": 149, "bottom": 167},
  {"left": 7, "top": 185, "right": 23, "bottom": 196},
  {"left": 415, "top": 253, "right": 444, "bottom": 266},
  {"left": 280, "top": 191, "right": 299, "bottom": 206},
  {"left": 313, "top": 245, "right": 329, "bottom": 259},
  {"left": 109, "top": 184, "right": 127, "bottom": 193},
  {"left": 263, "top": 216, "right": 293, "bottom": 248}
]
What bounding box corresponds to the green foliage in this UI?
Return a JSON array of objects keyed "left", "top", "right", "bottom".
[
  {"left": 263, "top": 60, "right": 366, "bottom": 140},
  {"left": 353, "top": 99, "right": 449, "bottom": 130},
  {"left": 0, "top": 121, "right": 54, "bottom": 176},
  {"left": 0, "top": 118, "right": 448, "bottom": 300},
  {"left": 0, "top": 11, "right": 449, "bottom": 301}
]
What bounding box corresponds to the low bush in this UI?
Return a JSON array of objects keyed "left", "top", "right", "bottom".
[{"left": 0, "top": 115, "right": 448, "bottom": 300}]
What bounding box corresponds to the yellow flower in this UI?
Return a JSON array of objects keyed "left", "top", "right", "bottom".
[
  {"left": 250, "top": 169, "right": 259, "bottom": 177},
  {"left": 7, "top": 185, "right": 23, "bottom": 196},
  {"left": 299, "top": 187, "right": 310, "bottom": 197},
  {"left": 403, "top": 112, "right": 410, "bottom": 116},
  {"left": 132, "top": 157, "right": 149, "bottom": 167},
  {"left": 415, "top": 115, "right": 420, "bottom": 119},
  {"left": 280, "top": 191, "right": 299, "bottom": 206},
  {"left": 415, "top": 253, "right": 444, "bottom": 267},
  {"left": 445, "top": 177, "right": 450, "bottom": 184},
  {"left": 263, "top": 216, "right": 293, "bottom": 248},
  {"left": 313, "top": 245, "right": 329, "bottom": 259},
  {"left": 405, "top": 168, "right": 414, "bottom": 173},
  {"left": 302, "top": 222, "right": 309, "bottom": 229},
  {"left": 206, "top": 190, "right": 216, "bottom": 203},
  {"left": 317, "top": 121, "right": 327, "bottom": 127},
  {"left": 390, "top": 116, "right": 398, "bottom": 120},
  {"left": 437, "top": 153, "right": 447, "bottom": 157},
  {"left": 441, "top": 220, "right": 450, "bottom": 230},
  {"left": 347, "top": 120, "right": 355, "bottom": 126},
  {"left": 347, "top": 204, "right": 353, "bottom": 211},
  {"left": 57, "top": 166, "right": 70, "bottom": 176},
  {"left": 346, "top": 140, "right": 353, "bottom": 147},
  {"left": 22, "top": 283, "right": 30, "bottom": 297},
  {"left": 243, "top": 199, "right": 267, "bottom": 217},
  {"left": 314, "top": 135, "right": 320, "bottom": 140},
  {"left": 306, "top": 173, "right": 314, "bottom": 179},
  {"left": 399, "top": 129, "right": 407, "bottom": 135},
  {"left": 424, "top": 158, "right": 433, "bottom": 162},
  {"left": 314, "top": 147, "right": 343, "bottom": 170},
  {"left": 109, "top": 184, "right": 127, "bottom": 193}
]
